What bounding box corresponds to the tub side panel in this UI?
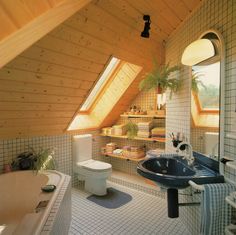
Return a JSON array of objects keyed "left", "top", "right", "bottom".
[{"left": 40, "top": 174, "right": 71, "bottom": 235}]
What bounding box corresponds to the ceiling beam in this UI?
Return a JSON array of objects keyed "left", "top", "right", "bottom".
[{"left": 0, "top": 0, "right": 91, "bottom": 68}]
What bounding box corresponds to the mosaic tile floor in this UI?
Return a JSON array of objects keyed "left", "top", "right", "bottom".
[{"left": 69, "top": 182, "right": 190, "bottom": 235}]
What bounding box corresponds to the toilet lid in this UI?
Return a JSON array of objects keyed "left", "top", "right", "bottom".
[{"left": 77, "top": 160, "right": 111, "bottom": 172}]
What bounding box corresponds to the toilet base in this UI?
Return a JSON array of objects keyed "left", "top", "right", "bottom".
[
  {"left": 85, "top": 177, "right": 107, "bottom": 196},
  {"left": 77, "top": 174, "right": 108, "bottom": 196}
]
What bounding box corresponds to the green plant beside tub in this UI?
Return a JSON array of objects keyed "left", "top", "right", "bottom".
[
  {"left": 32, "top": 147, "right": 56, "bottom": 172},
  {"left": 139, "top": 61, "right": 181, "bottom": 98},
  {"left": 11, "top": 147, "right": 56, "bottom": 173}
]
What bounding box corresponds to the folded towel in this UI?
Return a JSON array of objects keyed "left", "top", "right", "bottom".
[
  {"left": 151, "top": 127, "right": 165, "bottom": 131},
  {"left": 200, "top": 183, "right": 235, "bottom": 235},
  {"left": 151, "top": 134, "right": 165, "bottom": 138},
  {"left": 151, "top": 127, "right": 165, "bottom": 134},
  {"left": 137, "top": 131, "right": 150, "bottom": 138},
  {"left": 137, "top": 121, "right": 152, "bottom": 126}
]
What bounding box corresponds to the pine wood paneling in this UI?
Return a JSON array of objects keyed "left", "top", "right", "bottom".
[
  {"left": 0, "top": 67, "right": 92, "bottom": 89},
  {"left": 0, "top": 0, "right": 202, "bottom": 138},
  {"left": 0, "top": 118, "right": 71, "bottom": 127},
  {"left": 0, "top": 102, "right": 77, "bottom": 111},
  {"left": 0, "top": 91, "right": 84, "bottom": 104},
  {"left": 0, "top": 0, "right": 92, "bottom": 68},
  {"left": 0, "top": 110, "right": 74, "bottom": 119},
  {"left": 21, "top": 46, "right": 105, "bottom": 73},
  {"left": 36, "top": 35, "right": 109, "bottom": 62},
  {"left": 0, "top": 80, "right": 88, "bottom": 97},
  {"left": 7, "top": 57, "right": 99, "bottom": 81}
]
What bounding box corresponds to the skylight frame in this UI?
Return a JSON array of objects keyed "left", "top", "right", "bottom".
[{"left": 79, "top": 56, "right": 121, "bottom": 112}]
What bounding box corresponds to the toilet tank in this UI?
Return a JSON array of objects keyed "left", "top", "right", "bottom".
[
  {"left": 204, "top": 132, "right": 219, "bottom": 157},
  {"left": 73, "top": 134, "right": 92, "bottom": 163}
]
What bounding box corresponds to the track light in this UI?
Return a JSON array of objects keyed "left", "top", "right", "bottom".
[{"left": 141, "top": 15, "right": 151, "bottom": 38}]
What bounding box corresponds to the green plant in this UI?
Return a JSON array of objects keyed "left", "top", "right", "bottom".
[
  {"left": 191, "top": 71, "right": 206, "bottom": 93},
  {"left": 11, "top": 147, "right": 57, "bottom": 173},
  {"left": 139, "top": 60, "right": 181, "bottom": 98},
  {"left": 125, "top": 121, "right": 138, "bottom": 139},
  {"left": 31, "top": 147, "right": 56, "bottom": 173}
]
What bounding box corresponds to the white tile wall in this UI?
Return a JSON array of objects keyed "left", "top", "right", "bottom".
[
  {"left": 165, "top": 0, "right": 236, "bottom": 233},
  {"left": 0, "top": 130, "right": 107, "bottom": 185}
]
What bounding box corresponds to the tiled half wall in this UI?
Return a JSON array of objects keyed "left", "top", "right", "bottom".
[{"left": 0, "top": 131, "right": 108, "bottom": 184}]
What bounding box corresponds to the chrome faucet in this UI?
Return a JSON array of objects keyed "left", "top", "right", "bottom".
[{"left": 176, "top": 142, "right": 194, "bottom": 165}]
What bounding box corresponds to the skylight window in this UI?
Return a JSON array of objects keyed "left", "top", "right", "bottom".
[{"left": 80, "top": 57, "right": 120, "bottom": 111}]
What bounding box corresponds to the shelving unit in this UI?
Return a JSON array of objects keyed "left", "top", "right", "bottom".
[
  {"left": 100, "top": 133, "right": 166, "bottom": 143},
  {"left": 100, "top": 113, "right": 166, "bottom": 162},
  {"left": 102, "top": 152, "right": 145, "bottom": 162},
  {"left": 120, "top": 114, "right": 165, "bottom": 119}
]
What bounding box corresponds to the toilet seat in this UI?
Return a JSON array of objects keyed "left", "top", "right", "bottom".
[{"left": 76, "top": 159, "right": 111, "bottom": 172}]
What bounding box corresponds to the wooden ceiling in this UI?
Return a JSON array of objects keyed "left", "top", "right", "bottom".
[
  {"left": 0, "top": 0, "right": 202, "bottom": 138},
  {"left": 0, "top": 0, "right": 92, "bottom": 68}
]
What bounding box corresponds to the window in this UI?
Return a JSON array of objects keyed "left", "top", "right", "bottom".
[
  {"left": 68, "top": 60, "right": 142, "bottom": 131},
  {"left": 192, "top": 61, "right": 220, "bottom": 110},
  {"left": 80, "top": 57, "right": 120, "bottom": 111}
]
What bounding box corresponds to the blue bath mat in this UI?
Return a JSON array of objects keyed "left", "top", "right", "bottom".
[{"left": 87, "top": 187, "right": 132, "bottom": 209}]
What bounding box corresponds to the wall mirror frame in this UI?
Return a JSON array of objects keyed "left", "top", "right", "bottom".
[{"left": 182, "top": 29, "right": 225, "bottom": 161}]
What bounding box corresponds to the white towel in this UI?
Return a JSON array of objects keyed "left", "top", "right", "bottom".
[{"left": 200, "top": 183, "right": 235, "bottom": 235}]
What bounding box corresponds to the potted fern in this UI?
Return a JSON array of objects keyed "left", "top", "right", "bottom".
[{"left": 139, "top": 61, "right": 181, "bottom": 98}]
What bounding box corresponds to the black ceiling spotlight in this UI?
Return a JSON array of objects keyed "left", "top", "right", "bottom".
[{"left": 141, "top": 15, "right": 151, "bottom": 38}]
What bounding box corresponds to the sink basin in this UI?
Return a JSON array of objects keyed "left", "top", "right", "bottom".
[
  {"left": 137, "top": 154, "right": 224, "bottom": 189},
  {"left": 141, "top": 157, "right": 195, "bottom": 176}
]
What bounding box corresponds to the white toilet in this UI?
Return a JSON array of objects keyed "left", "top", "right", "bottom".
[{"left": 73, "top": 134, "right": 112, "bottom": 196}]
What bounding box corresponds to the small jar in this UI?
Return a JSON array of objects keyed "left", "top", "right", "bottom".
[{"left": 3, "top": 164, "right": 12, "bottom": 173}]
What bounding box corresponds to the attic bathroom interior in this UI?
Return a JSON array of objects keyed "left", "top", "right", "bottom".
[{"left": 0, "top": 0, "right": 236, "bottom": 235}]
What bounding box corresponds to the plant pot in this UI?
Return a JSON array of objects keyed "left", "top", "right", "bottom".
[{"left": 156, "top": 85, "right": 163, "bottom": 94}]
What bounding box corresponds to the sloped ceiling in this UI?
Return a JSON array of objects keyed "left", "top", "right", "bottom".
[
  {"left": 0, "top": 0, "right": 202, "bottom": 138},
  {"left": 0, "top": 0, "right": 92, "bottom": 68}
]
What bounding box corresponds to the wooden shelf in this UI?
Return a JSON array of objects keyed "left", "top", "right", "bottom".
[
  {"left": 100, "top": 134, "right": 166, "bottom": 143},
  {"left": 120, "top": 114, "right": 165, "bottom": 119},
  {"left": 102, "top": 152, "right": 145, "bottom": 162}
]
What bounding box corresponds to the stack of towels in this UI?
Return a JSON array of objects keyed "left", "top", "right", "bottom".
[
  {"left": 111, "top": 125, "right": 126, "bottom": 136},
  {"left": 105, "top": 143, "right": 117, "bottom": 154},
  {"left": 151, "top": 127, "right": 166, "bottom": 138},
  {"left": 137, "top": 121, "right": 153, "bottom": 138}
]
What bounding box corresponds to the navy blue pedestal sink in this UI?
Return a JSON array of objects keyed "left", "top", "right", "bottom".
[
  {"left": 137, "top": 154, "right": 223, "bottom": 189},
  {"left": 137, "top": 154, "right": 224, "bottom": 218}
]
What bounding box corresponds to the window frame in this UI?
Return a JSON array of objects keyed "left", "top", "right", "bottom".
[
  {"left": 79, "top": 56, "right": 121, "bottom": 113},
  {"left": 193, "top": 92, "right": 219, "bottom": 115}
]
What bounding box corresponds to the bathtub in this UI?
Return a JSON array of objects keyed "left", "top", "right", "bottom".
[{"left": 0, "top": 170, "right": 71, "bottom": 235}]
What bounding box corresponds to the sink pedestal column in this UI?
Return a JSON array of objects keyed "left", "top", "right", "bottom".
[{"left": 167, "top": 188, "right": 179, "bottom": 218}]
